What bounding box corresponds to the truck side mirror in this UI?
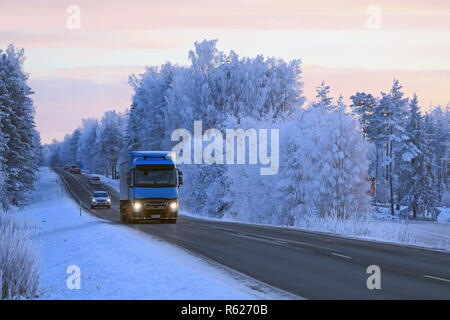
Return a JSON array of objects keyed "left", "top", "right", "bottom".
[{"left": 178, "top": 170, "right": 184, "bottom": 185}]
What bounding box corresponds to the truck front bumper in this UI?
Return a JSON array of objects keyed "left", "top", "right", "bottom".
[{"left": 127, "top": 210, "right": 178, "bottom": 221}]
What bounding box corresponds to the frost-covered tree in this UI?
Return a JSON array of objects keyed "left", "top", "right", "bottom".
[
  {"left": 126, "top": 63, "right": 178, "bottom": 152},
  {"left": 0, "top": 45, "right": 39, "bottom": 209},
  {"left": 315, "top": 81, "right": 332, "bottom": 109},
  {"left": 400, "top": 94, "right": 438, "bottom": 219},
  {"left": 350, "top": 92, "right": 383, "bottom": 201},
  {"left": 280, "top": 88, "right": 370, "bottom": 223},
  {"left": 224, "top": 116, "right": 284, "bottom": 224},
  {"left": 428, "top": 106, "right": 449, "bottom": 202},
  {"left": 77, "top": 118, "right": 99, "bottom": 172},
  {"left": 374, "top": 79, "right": 411, "bottom": 215},
  {"left": 97, "top": 111, "right": 124, "bottom": 178},
  {"left": 160, "top": 40, "right": 305, "bottom": 217},
  {"left": 69, "top": 128, "right": 81, "bottom": 166},
  {"left": 32, "top": 129, "right": 43, "bottom": 167},
  {"left": 350, "top": 92, "right": 378, "bottom": 140}
]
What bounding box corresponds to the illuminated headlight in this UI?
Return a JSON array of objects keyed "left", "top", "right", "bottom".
[
  {"left": 92, "top": 199, "right": 97, "bottom": 203},
  {"left": 133, "top": 202, "right": 142, "bottom": 211},
  {"left": 107, "top": 198, "right": 111, "bottom": 203},
  {"left": 169, "top": 201, "right": 178, "bottom": 210}
]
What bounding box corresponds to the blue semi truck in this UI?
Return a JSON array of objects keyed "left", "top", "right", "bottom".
[{"left": 119, "top": 151, "right": 183, "bottom": 224}]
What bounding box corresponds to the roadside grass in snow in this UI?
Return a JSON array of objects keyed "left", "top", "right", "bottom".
[
  {"left": 294, "top": 213, "right": 416, "bottom": 246},
  {"left": 0, "top": 211, "right": 39, "bottom": 299}
]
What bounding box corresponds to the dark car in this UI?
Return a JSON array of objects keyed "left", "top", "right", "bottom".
[
  {"left": 90, "top": 191, "right": 111, "bottom": 209},
  {"left": 90, "top": 176, "right": 101, "bottom": 185},
  {"left": 70, "top": 166, "right": 81, "bottom": 174}
]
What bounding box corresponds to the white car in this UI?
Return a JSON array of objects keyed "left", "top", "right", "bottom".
[{"left": 90, "top": 191, "right": 111, "bottom": 209}]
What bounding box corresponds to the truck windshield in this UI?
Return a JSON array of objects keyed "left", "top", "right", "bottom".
[{"left": 134, "top": 167, "right": 176, "bottom": 187}]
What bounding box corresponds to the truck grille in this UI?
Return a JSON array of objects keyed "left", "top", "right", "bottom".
[{"left": 144, "top": 200, "right": 167, "bottom": 210}]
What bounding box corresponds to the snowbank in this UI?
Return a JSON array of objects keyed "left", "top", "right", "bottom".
[
  {"left": 183, "top": 208, "right": 450, "bottom": 251},
  {"left": 27, "top": 168, "right": 287, "bottom": 299},
  {"left": 437, "top": 207, "right": 450, "bottom": 223}
]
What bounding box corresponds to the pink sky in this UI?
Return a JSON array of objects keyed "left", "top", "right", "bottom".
[{"left": 0, "top": 0, "right": 449, "bottom": 143}]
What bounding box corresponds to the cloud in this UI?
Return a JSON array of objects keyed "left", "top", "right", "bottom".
[
  {"left": 302, "top": 65, "right": 450, "bottom": 110},
  {"left": 31, "top": 77, "right": 132, "bottom": 143},
  {"left": 1, "top": 0, "right": 449, "bottom": 31}
]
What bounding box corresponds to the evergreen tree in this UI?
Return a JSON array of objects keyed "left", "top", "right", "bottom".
[
  {"left": 375, "top": 79, "right": 410, "bottom": 215},
  {"left": 0, "top": 45, "right": 38, "bottom": 209},
  {"left": 97, "top": 111, "right": 124, "bottom": 178},
  {"left": 315, "top": 81, "right": 332, "bottom": 108},
  {"left": 350, "top": 92, "right": 378, "bottom": 140}
]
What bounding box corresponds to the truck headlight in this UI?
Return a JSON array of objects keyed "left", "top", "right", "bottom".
[
  {"left": 92, "top": 199, "right": 97, "bottom": 203},
  {"left": 133, "top": 202, "right": 142, "bottom": 211},
  {"left": 107, "top": 198, "right": 111, "bottom": 203},
  {"left": 169, "top": 201, "right": 178, "bottom": 210}
]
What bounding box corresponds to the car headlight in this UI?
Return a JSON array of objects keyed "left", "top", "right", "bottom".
[
  {"left": 133, "top": 202, "right": 142, "bottom": 211},
  {"left": 169, "top": 201, "right": 178, "bottom": 210}
]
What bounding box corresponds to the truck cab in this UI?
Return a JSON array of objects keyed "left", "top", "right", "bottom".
[{"left": 119, "top": 151, "right": 183, "bottom": 224}]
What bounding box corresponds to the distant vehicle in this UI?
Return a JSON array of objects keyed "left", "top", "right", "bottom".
[
  {"left": 90, "top": 176, "right": 101, "bottom": 185},
  {"left": 63, "top": 165, "right": 70, "bottom": 171},
  {"left": 70, "top": 166, "right": 81, "bottom": 174},
  {"left": 90, "top": 191, "right": 111, "bottom": 209},
  {"left": 119, "top": 151, "right": 183, "bottom": 224}
]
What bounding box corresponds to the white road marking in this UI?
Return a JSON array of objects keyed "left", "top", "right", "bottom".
[
  {"left": 423, "top": 275, "right": 450, "bottom": 283},
  {"left": 330, "top": 252, "right": 352, "bottom": 259}
]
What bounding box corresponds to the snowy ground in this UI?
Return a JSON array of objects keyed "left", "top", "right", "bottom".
[
  {"left": 369, "top": 205, "right": 450, "bottom": 250},
  {"left": 23, "top": 168, "right": 292, "bottom": 299},
  {"left": 437, "top": 207, "right": 450, "bottom": 223}
]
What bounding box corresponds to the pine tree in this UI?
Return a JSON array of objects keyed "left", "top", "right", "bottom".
[
  {"left": 375, "top": 79, "right": 410, "bottom": 215},
  {"left": 350, "top": 92, "right": 378, "bottom": 140},
  {"left": 315, "top": 81, "right": 332, "bottom": 108},
  {"left": 0, "top": 45, "right": 38, "bottom": 209}
]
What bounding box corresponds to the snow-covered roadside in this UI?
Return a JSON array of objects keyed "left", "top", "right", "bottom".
[
  {"left": 437, "top": 207, "right": 450, "bottom": 223},
  {"left": 24, "top": 168, "right": 292, "bottom": 299},
  {"left": 181, "top": 209, "right": 450, "bottom": 252}
]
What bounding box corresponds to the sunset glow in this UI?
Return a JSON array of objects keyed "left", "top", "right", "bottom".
[{"left": 1, "top": 0, "right": 449, "bottom": 142}]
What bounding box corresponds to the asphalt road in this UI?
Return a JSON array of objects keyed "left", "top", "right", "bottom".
[{"left": 55, "top": 167, "right": 450, "bottom": 299}]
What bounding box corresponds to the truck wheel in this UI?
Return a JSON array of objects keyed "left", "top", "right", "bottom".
[
  {"left": 120, "top": 213, "right": 127, "bottom": 224},
  {"left": 90, "top": 205, "right": 94, "bottom": 209},
  {"left": 168, "top": 219, "right": 177, "bottom": 224},
  {"left": 107, "top": 205, "right": 111, "bottom": 209}
]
